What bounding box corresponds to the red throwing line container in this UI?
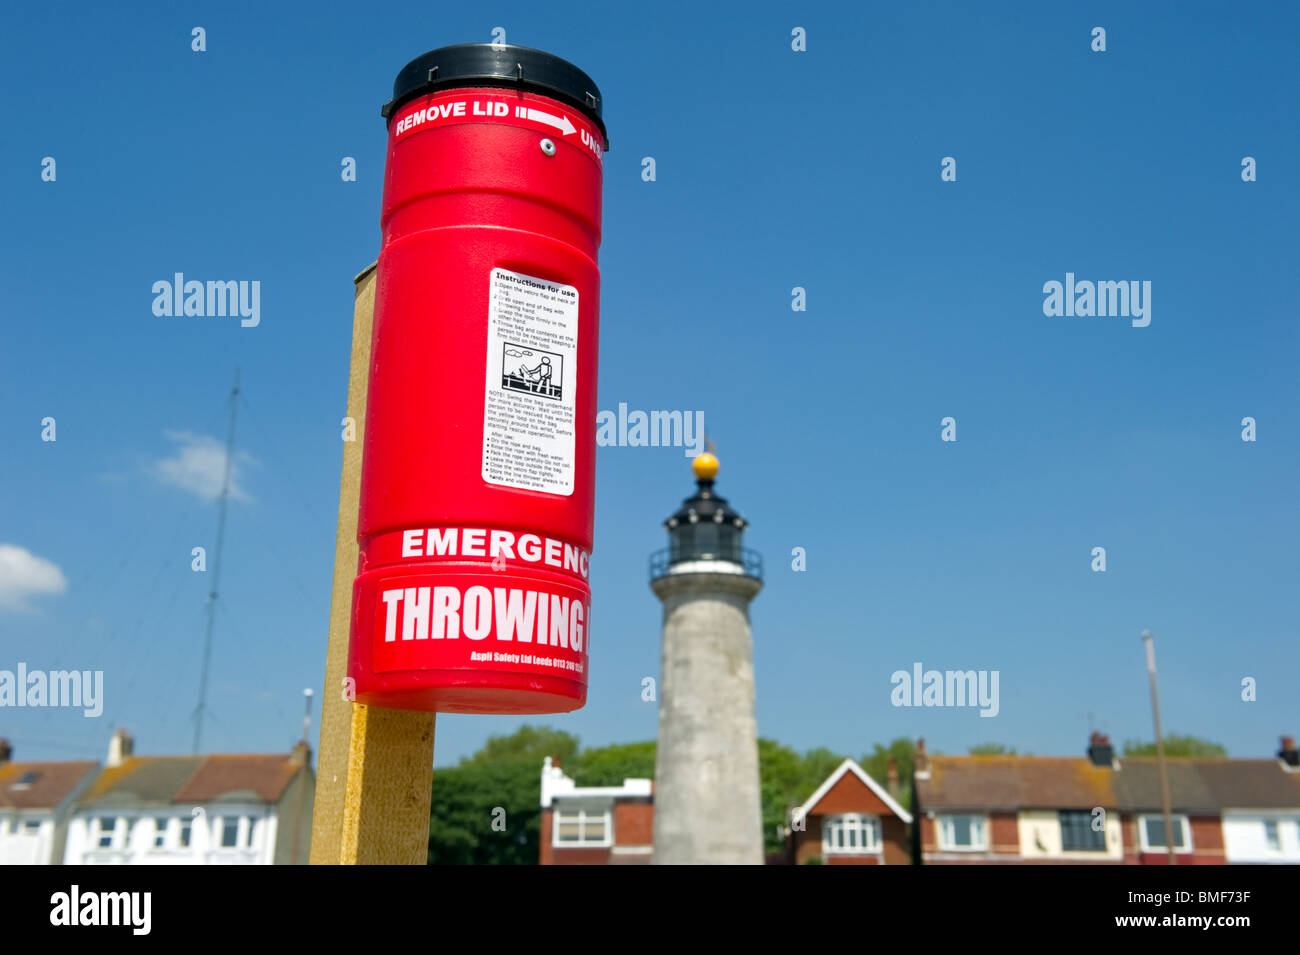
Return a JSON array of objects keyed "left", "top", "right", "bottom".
[{"left": 348, "top": 44, "right": 608, "bottom": 713}]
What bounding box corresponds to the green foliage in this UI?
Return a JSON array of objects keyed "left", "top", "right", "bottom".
[
  {"left": 801, "top": 746, "right": 848, "bottom": 787},
  {"left": 428, "top": 724, "right": 579, "bottom": 865},
  {"left": 968, "top": 742, "right": 1017, "bottom": 756},
  {"left": 428, "top": 757, "right": 542, "bottom": 865},
  {"left": 1122, "top": 735, "right": 1228, "bottom": 758},
  {"left": 859, "top": 737, "right": 916, "bottom": 810},
  {"left": 570, "top": 740, "right": 656, "bottom": 785},
  {"left": 758, "top": 739, "right": 868, "bottom": 854},
  {"left": 465, "top": 724, "right": 580, "bottom": 766},
  {"left": 759, "top": 738, "right": 812, "bottom": 853}
]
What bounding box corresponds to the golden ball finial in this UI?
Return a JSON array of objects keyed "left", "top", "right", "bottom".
[{"left": 693, "top": 452, "right": 719, "bottom": 481}]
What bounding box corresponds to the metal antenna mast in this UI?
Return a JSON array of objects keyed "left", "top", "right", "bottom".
[{"left": 193, "top": 368, "right": 240, "bottom": 754}]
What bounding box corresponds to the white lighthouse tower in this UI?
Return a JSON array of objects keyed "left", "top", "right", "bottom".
[{"left": 650, "top": 452, "right": 764, "bottom": 864}]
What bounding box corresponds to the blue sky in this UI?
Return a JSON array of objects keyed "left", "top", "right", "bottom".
[{"left": 2, "top": 1, "right": 1296, "bottom": 769}]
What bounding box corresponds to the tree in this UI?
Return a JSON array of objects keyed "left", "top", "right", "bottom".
[
  {"left": 465, "top": 724, "right": 579, "bottom": 766},
  {"left": 758, "top": 739, "right": 861, "bottom": 854},
  {"left": 570, "top": 740, "right": 656, "bottom": 785},
  {"left": 759, "top": 739, "right": 810, "bottom": 853},
  {"left": 429, "top": 725, "right": 580, "bottom": 865},
  {"left": 428, "top": 758, "right": 542, "bottom": 865},
  {"left": 1122, "top": 735, "right": 1227, "bottom": 758},
  {"left": 968, "top": 743, "right": 1017, "bottom": 756},
  {"left": 860, "top": 737, "right": 916, "bottom": 809},
  {"left": 801, "top": 746, "right": 847, "bottom": 787}
]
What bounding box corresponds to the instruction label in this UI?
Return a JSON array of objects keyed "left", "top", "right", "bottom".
[{"left": 482, "top": 268, "right": 579, "bottom": 496}]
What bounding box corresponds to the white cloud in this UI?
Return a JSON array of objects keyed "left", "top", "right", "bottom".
[
  {"left": 0, "top": 544, "right": 69, "bottom": 612},
  {"left": 153, "top": 431, "right": 253, "bottom": 502}
]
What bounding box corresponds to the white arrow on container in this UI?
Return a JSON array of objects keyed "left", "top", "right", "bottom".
[{"left": 525, "top": 108, "right": 576, "bottom": 136}]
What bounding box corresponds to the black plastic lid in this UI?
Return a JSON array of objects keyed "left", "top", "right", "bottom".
[{"left": 382, "top": 43, "right": 608, "bottom": 146}]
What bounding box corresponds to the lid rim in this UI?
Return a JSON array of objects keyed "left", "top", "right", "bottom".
[{"left": 382, "top": 43, "right": 608, "bottom": 146}]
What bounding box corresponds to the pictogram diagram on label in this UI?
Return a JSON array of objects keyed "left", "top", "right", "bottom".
[
  {"left": 500, "top": 342, "right": 563, "bottom": 400},
  {"left": 482, "top": 268, "right": 578, "bottom": 496}
]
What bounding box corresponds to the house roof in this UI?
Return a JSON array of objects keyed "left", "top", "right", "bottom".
[
  {"left": 78, "top": 757, "right": 204, "bottom": 807},
  {"left": 917, "top": 757, "right": 1115, "bottom": 810},
  {"left": 795, "top": 758, "right": 913, "bottom": 824},
  {"left": 0, "top": 760, "right": 98, "bottom": 811},
  {"left": 175, "top": 754, "right": 303, "bottom": 803},
  {"left": 1113, "top": 759, "right": 1300, "bottom": 812},
  {"left": 916, "top": 755, "right": 1300, "bottom": 813},
  {"left": 75, "top": 753, "right": 305, "bottom": 808}
]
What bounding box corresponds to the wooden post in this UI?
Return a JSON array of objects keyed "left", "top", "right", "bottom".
[{"left": 309, "top": 263, "right": 437, "bottom": 865}]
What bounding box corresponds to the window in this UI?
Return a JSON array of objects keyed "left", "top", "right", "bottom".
[
  {"left": 670, "top": 525, "right": 693, "bottom": 561},
  {"left": 1264, "top": 820, "right": 1281, "bottom": 851},
  {"left": 938, "top": 814, "right": 988, "bottom": 851},
  {"left": 554, "top": 809, "right": 611, "bottom": 847},
  {"left": 10, "top": 771, "right": 39, "bottom": 790},
  {"left": 694, "top": 524, "right": 718, "bottom": 558},
  {"left": 716, "top": 524, "right": 741, "bottom": 562},
  {"left": 96, "top": 817, "right": 117, "bottom": 848},
  {"left": 1059, "top": 810, "right": 1107, "bottom": 852},
  {"left": 23, "top": 818, "right": 41, "bottom": 834},
  {"left": 153, "top": 818, "right": 170, "bottom": 848},
  {"left": 179, "top": 820, "right": 192, "bottom": 848},
  {"left": 1140, "top": 815, "right": 1191, "bottom": 852},
  {"left": 823, "top": 814, "right": 881, "bottom": 854},
  {"left": 221, "top": 817, "right": 241, "bottom": 848}
]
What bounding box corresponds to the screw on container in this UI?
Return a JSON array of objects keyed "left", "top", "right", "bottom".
[
  {"left": 382, "top": 43, "right": 609, "bottom": 150},
  {"left": 540, "top": 138, "right": 557, "bottom": 156}
]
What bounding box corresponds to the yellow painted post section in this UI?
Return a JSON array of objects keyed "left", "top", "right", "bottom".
[{"left": 310, "top": 262, "right": 437, "bottom": 865}]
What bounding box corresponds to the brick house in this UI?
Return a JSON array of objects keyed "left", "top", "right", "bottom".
[
  {"left": 913, "top": 733, "right": 1300, "bottom": 865},
  {"left": 786, "top": 758, "right": 913, "bottom": 864},
  {"left": 539, "top": 756, "right": 653, "bottom": 865},
  {"left": 1112, "top": 739, "right": 1300, "bottom": 864}
]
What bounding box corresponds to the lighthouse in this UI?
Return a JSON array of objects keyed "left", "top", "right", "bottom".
[{"left": 649, "top": 452, "right": 764, "bottom": 864}]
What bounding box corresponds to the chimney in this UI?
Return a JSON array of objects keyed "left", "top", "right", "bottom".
[
  {"left": 290, "top": 740, "right": 312, "bottom": 769},
  {"left": 1087, "top": 731, "right": 1114, "bottom": 767},
  {"left": 0, "top": 738, "right": 11, "bottom": 764},
  {"left": 1279, "top": 736, "right": 1299, "bottom": 769},
  {"left": 913, "top": 738, "right": 929, "bottom": 778},
  {"left": 107, "top": 728, "right": 134, "bottom": 767},
  {"left": 886, "top": 758, "right": 901, "bottom": 800}
]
